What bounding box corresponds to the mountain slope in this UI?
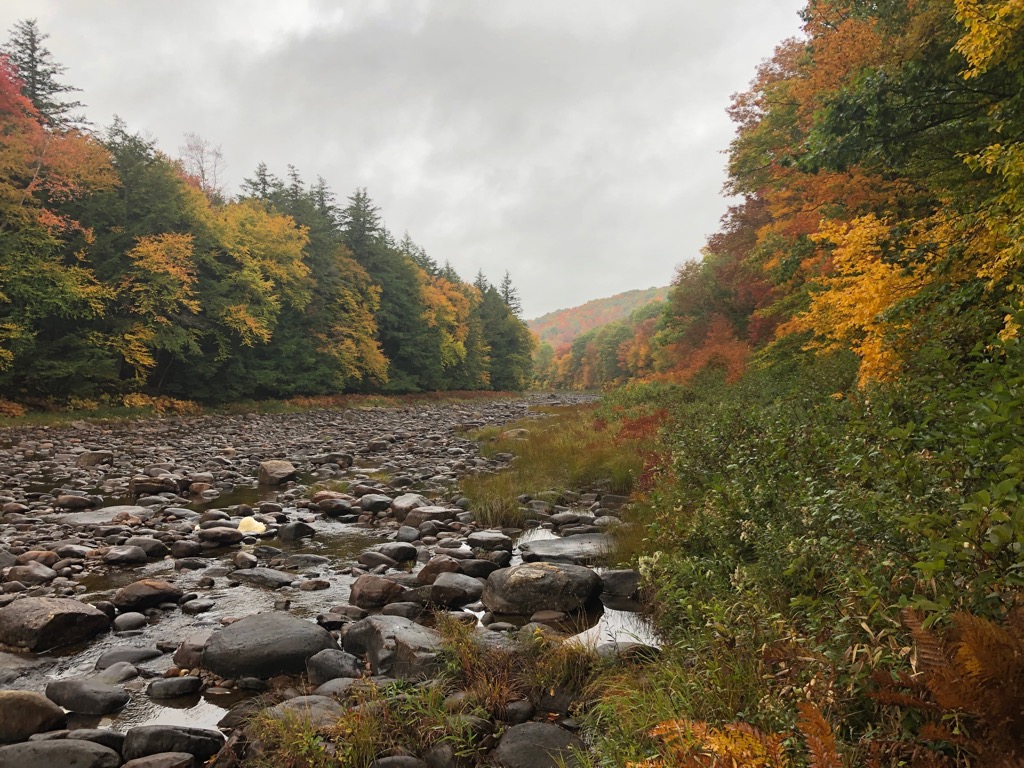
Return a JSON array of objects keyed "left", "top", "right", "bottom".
[{"left": 528, "top": 286, "right": 669, "bottom": 349}]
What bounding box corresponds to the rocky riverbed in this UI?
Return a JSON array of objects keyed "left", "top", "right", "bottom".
[{"left": 0, "top": 395, "right": 655, "bottom": 768}]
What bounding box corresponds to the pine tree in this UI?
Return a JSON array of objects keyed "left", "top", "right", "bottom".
[
  {"left": 499, "top": 270, "right": 523, "bottom": 316},
  {"left": 3, "top": 18, "right": 84, "bottom": 127}
]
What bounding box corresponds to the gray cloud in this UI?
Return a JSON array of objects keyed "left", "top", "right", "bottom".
[{"left": 1, "top": 0, "right": 805, "bottom": 318}]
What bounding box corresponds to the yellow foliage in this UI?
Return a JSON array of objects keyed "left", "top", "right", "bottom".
[
  {"left": 121, "top": 393, "right": 202, "bottom": 415},
  {"left": 0, "top": 398, "right": 27, "bottom": 417},
  {"left": 781, "top": 215, "right": 926, "bottom": 385},
  {"left": 631, "top": 718, "right": 790, "bottom": 768},
  {"left": 954, "top": 0, "right": 1024, "bottom": 77}
]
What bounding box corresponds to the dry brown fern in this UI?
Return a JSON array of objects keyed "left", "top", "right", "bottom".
[{"left": 796, "top": 702, "right": 841, "bottom": 768}]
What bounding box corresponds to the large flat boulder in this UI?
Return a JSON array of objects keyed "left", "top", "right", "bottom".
[
  {"left": 0, "top": 597, "right": 110, "bottom": 651},
  {"left": 58, "top": 505, "right": 149, "bottom": 527},
  {"left": 492, "top": 722, "right": 585, "bottom": 767},
  {"left": 202, "top": 612, "right": 334, "bottom": 678},
  {"left": 341, "top": 615, "right": 442, "bottom": 680},
  {"left": 482, "top": 563, "right": 602, "bottom": 615},
  {"left": 517, "top": 533, "right": 612, "bottom": 565}
]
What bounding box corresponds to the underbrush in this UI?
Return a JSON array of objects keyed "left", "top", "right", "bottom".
[
  {"left": 584, "top": 342, "right": 1024, "bottom": 765},
  {"left": 460, "top": 404, "right": 650, "bottom": 527}
]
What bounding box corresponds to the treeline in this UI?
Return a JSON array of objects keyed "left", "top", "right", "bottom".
[
  {"left": 0, "top": 20, "right": 533, "bottom": 407},
  {"left": 549, "top": 0, "right": 1024, "bottom": 393}
]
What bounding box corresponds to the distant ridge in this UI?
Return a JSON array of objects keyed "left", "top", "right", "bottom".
[{"left": 528, "top": 286, "right": 669, "bottom": 350}]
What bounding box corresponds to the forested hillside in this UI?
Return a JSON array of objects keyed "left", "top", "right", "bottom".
[
  {"left": 528, "top": 286, "right": 668, "bottom": 349},
  {"left": 0, "top": 20, "right": 534, "bottom": 410}
]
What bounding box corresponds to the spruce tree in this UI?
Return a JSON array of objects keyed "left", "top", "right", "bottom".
[{"left": 3, "top": 19, "right": 84, "bottom": 127}]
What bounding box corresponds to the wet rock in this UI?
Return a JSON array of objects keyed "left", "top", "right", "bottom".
[
  {"left": 125, "top": 537, "right": 170, "bottom": 559},
  {"left": 306, "top": 649, "right": 363, "bottom": 686},
  {"left": 416, "top": 555, "right": 461, "bottom": 585},
  {"left": 429, "top": 572, "right": 484, "bottom": 607},
  {"left": 66, "top": 729, "right": 126, "bottom": 753},
  {"left": 122, "top": 753, "right": 195, "bottom": 768},
  {"left": 95, "top": 645, "right": 161, "bottom": 669},
  {"left": 181, "top": 598, "right": 215, "bottom": 614},
  {"left": 370, "top": 757, "right": 429, "bottom": 768},
  {"left": 93, "top": 662, "right": 139, "bottom": 684},
  {"left": 0, "top": 738, "right": 121, "bottom": 768},
  {"left": 0, "top": 690, "right": 65, "bottom": 743},
  {"left": 122, "top": 725, "right": 224, "bottom": 762},
  {"left": 360, "top": 494, "right": 393, "bottom": 512},
  {"left": 103, "top": 545, "right": 149, "bottom": 564},
  {"left": 350, "top": 573, "right": 408, "bottom": 608},
  {"left": 202, "top": 612, "right": 333, "bottom": 678},
  {"left": 172, "top": 631, "right": 212, "bottom": 669},
  {"left": 600, "top": 569, "right": 640, "bottom": 598},
  {"left": 369, "top": 542, "right": 417, "bottom": 562},
  {"left": 492, "top": 722, "right": 585, "bottom": 768},
  {"left": 197, "top": 527, "right": 244, "bottom": 546},
  {"left": 467, "top": 530, "right": 513, "bottom": 551},
  {"left": 227, "top": 567, "right": 295, "bottom": 590},
  {"left": 4, "top": 560, "right": 57, "bottom": 585},
  {"left": 482, "top": 563, "right": 602, "bottom": 615},
  {"left": 45, "top": 678, "right": 130, "bottom": 715},
  {"left": 258, "top": 460, "right": 297, "bottom": 486},
  {"left": 147, "top": 676, "right": 202, "bottom": 699},
  {"left": 76, "top": 451, "right": 114, "bottom": 468},
  {"left": 342, "top": 615, "right": 442, "bottom": 679},
  {"left": 517, "top": 533, "right": 612, "bottom": 565},
  {"left": 277, "top": 521, "right": 315, "bottom": 541},
  {"left": 112, "top": 580, "right": 184, "bottom": 612},
  {"left": 0, "top": 597, "right": 110, "bottom": 651},
  {"left": 56, "top": 494, "right": 96, "bottom": 509}
]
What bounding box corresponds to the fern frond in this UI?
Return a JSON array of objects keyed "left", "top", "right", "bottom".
[{"left": 797, "top": 702, "right": 841, "bottom": 768}]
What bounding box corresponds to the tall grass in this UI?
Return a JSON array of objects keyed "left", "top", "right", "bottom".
[{"left": 460, "top": 404, "right": 646, "bottom": 527}]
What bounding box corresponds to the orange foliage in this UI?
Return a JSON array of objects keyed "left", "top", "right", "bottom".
[{"left": 658, "top": 316, "right": 752, "bottom": 386}]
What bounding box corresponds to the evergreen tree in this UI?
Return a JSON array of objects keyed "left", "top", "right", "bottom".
[
  {"left": 499, "top": 270, "right": 522, "bottom": 316},
  {"left": 3, "top": 19, "right": 84, "bottom": 126}
]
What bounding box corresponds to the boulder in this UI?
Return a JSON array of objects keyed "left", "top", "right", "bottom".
[
  {"left": 0, "top": 739, "right": 121, "bottom": 768},
  {"left": 76, "top": 450, "right": 114, "bottom": 468},
  {"left": 492, "top": 722, "right": 585, "bottom": 767},
  {"left": 264, "top": 695, "right": 346, "bottom": 729},
  {"left": 482, "top": 563, "right": 602, "bottom": 615},
  {"left": 202, "top": 612, "right": 333, "bottom": 678},
  {"left": 4, "top": 560, "right": 57, "bottom": 585},
  {"left": 122, "top": 725, "right": 224, "bottom": 762},
  {"left": 306, "top": 649, "right": 363, "bottom": 686},
  {"left": 277, "top": 522, "right": 315, "bottom": 541},
  {"left": 368, "top": 542, "right": 417, "bottom": 562},
  {"left": 517, "top": 533, "right": 612, "bottom": 565},
  {"left": 122, "top": 754, "right": 195, "bottom": 768},
  {"left": 197, "top": 527, "right": 244, "bottom": 546},
  {"left": 45, "top": 678, "right": 130, "bottom": 715},
  {"left": 429, "top": 572, "right": 484, "bottom": 607},
  {"left": 95, "top": 645, "right": 161, "bottom": 669},
  {"left": 467, "top": 530, "right": 514, "bottom": 551},
  {"left": 391, "top": 493, "right": 430, "bottom": 521},
  {"left": 0, "top": 597, "right": 110, "bottom": 651},
  {"left": 227, "top": 567, "right": 295, "bottom": 590},
  {"left": 360, "top": 494, "right": 393, "bottom": 513},
  {"left": 258, "top": 460, "right": 297, "bottom": 486},
  {"left": 147, "top": 676, "right": 202, "bottom": 699},
  {"left": 102, "top": 545, "right": 149, "bottom": 564},
  {"left": 0, "top": 690, "right": 65, "bottom": 743},
  {"left": 349, "top": 574, "right": 407, "bottom": 608},
  {"left": 342, "top": 615, "right": 442, "bottom": 679},
  {"left": 112, "top": 580, "right": 183, "bottom": 612}
]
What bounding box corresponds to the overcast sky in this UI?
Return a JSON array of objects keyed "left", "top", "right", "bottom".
[{"left": 1, "top": 1, "right": 805, "bottom": 319}]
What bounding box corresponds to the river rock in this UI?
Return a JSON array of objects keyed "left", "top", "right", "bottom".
[
  {"left": 467, "top": 530, "right": 513, "bottom": 551},
  {"left": 391, "top": 493, "right": 430, "bottom": 520},
  {"left": 103, "top": 545, "right": 149, "bottom": 564},
  {"left": 360, "top": 494, "right": 393, "bottom": 512},
  {"left": 46, "top": 678, "right": 130, "bottom": 715},
  {"left": 306, "top": 649, "right": 363, "bottom": 685},
  {"left": 342, "top": 615, "right": 442, "bottom": 679},
  {"left": 122, "top": 725, "right": 224, "bottom": 762},
  {"left": 95, "top": 645, "right": 161, "bottom": 669},
  {"left": 264, "top": 695, "right": 347, "bottom": 728},
  {"left": 278, "top": 521, "right": 315, "bottom": 541},
  {"left": 197, "top": 527, "right": 244, "bottom": 545},
  {"left": 517, "top": 533, "right": 612, "bottom": 564},
  {"left": 227, "top": 567, "right": 295, "bottom": 589},
  {"left": 147, "top": 676, "right": 202, "bottom": 698},
  {"left": 202, "top": 612, "right": 333, "bottom": 678},
  {"left": 0, "top": 597, "right": 110, "bottom": 651},
  {"left": 122, "top": 753, "right": 195, "bottom": 768},
  {"left": 112, "top": 580, "right": 184, "bottom": 612},
  {"left": 76, "top": 450, "right": 114, "bottom": 468},
  {"left": 492, "top": 722, "right": 585, "bottom": 767},
  {"left": 258, "top": 460, "right": 297, "bottom": 485},
  {"left": 349, "top": 573, "right": 407, "bottom": 608},
  {"left": 369, "top": 541, "right": 417, "bottom": 562},
  {"left": 0, "top": 739, "right": 121, "bottom": 768},
  {"left": 0, "top": 690, "right": 65, "bottom": 743},
  {"left": 429, "top": 572, "right": 484, "bottom": 606},
  {"left": 59, "top": 506, "right": 149, "bottom": 527},
  {"left": 482, "top": 563, "right": 602, "bottom": 615},
  {"left": 4, "top": 560, "right": 57, "bottom": 585}
]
